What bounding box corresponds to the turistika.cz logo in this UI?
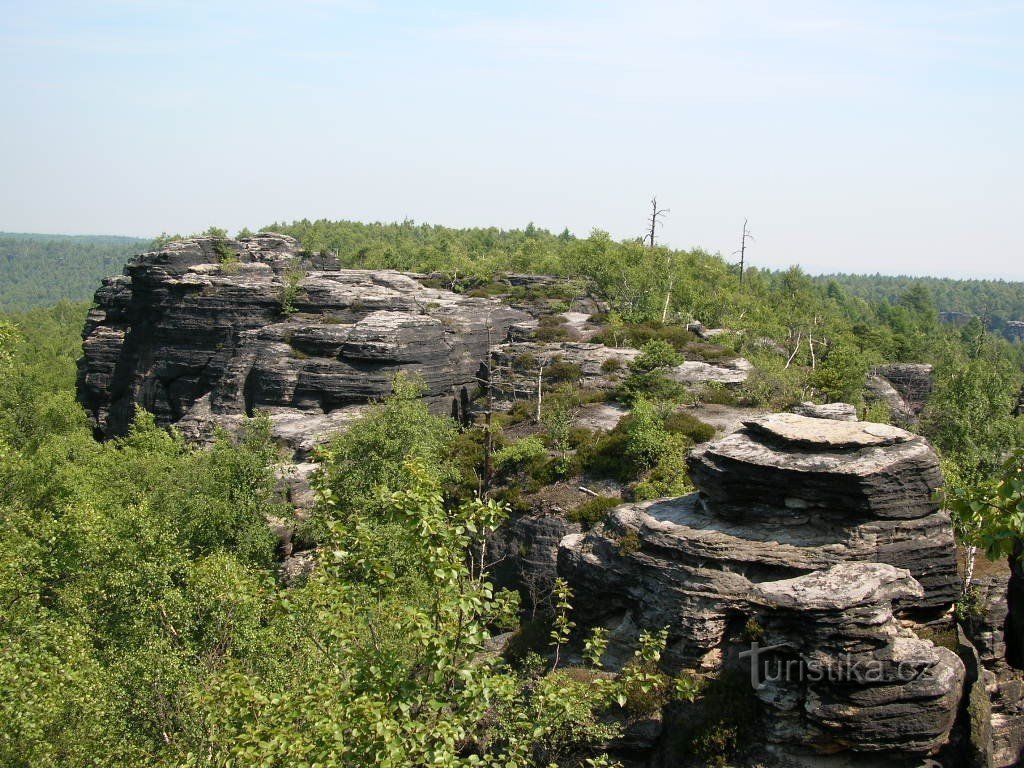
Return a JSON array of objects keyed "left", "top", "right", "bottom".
[{"left": 737, "top": 641, "right": 932, "bottom": 690}]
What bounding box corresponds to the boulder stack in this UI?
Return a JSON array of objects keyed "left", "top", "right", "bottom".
[{"left": 558, "top": 412, "right": 962, "bottom": 758}]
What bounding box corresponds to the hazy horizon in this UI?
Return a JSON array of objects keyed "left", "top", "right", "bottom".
[{"left": 2, "top": 1, "right": 1021, "bottom": 281}]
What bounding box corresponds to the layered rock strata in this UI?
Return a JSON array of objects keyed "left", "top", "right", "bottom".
[
  {"left": 752, "top": 563, "right": 964, "bottom": 754},
  {"left": 867, "top": 363, "right": 934, "bottom": 424},
  {"left": 558, "top": 413, "right": 962, "bottom": 757},
  {"left": 78, "top": 234, "right": 528, "bottom": 454}
]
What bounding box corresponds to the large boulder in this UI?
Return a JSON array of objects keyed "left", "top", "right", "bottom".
[{"left": 77, "top": 234, "right": 529, "bottom": 453}]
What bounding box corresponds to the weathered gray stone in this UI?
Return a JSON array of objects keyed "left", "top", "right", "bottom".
[
  {"left": 871, "top": 363, "right": 934, "bottom": 415},
  {"left": 751, "top": 564, "right": 965, "bottom": 755},
  {"left": 78, "top": 234, "right": 529, "bottom": 451},
  {"left": 791, "top": 402, "right": 858, "bottom": 422},
  {"left": 865, "top": 374, "right": 916, "bottom": 425},
  {"left": 666, "top": 357, "right": 752, "bottom": 386},
  {"left": 687, "top": 415, "right": 957, "bottom": 611}
]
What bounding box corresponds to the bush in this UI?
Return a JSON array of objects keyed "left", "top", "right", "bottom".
[
  {"left": 567, "top": 494, "right": 622, "bottom": 526},
  {"left": 631, "top": 339, "right": 683, "bottom": 373},
  {"left": 623, "top": 398, "right": 669, "bottom": 469},
  {"left": 692, "top": 381, "right": 738, "bottom": 406},
  {"left": 593, "top": 321, "right": 697, "bottom": 352},
  {"left": 578, "top": 430, "right": 639, "bottom": 482},
  {"left": 633, "top": 434, "right": 696, "bottom": 501},
  {"left": 600, "top": 356, "right": 624, "bottom": 373},
  {"left": 494, "top": 436, "right": 549, "bottom": 472},
  {"left": 663, "top": 411, "right": 716, "bottom": 443},
  {"left": 665, "top": 671, "right": 761, "bottom": 768},
  {"left": 534, "top": 324, "right": 571, "bottom": 342},
  {"left": 544, "top": 361, "right": 582, "bottom": 384}
]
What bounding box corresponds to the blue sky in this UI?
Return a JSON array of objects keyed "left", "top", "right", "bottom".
[{"left": 1, "top": 1, "right": 1021, "bottom": 278}]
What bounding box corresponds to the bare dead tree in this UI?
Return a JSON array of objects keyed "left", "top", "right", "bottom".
[
  {"left": 646, "top": 196, "right": 670, "bottom": 248},
  {"left": 734, "top": 218, "right": 754, "bottom": 284}
]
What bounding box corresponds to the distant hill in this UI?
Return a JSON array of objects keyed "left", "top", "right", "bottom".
[
  {"left": 0, "top": 232, "right": 151, "bottom": 312},
  {"left": 818, "top": 273, "right": 1024, "bottom": 332}
]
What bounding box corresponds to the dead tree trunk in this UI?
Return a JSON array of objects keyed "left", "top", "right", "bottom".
[
  {"left": 646, "top": 196, "right": 669, "bottom": 248},
  {"left": 737, "top": 218, "right": 753, "bottom": 284}
]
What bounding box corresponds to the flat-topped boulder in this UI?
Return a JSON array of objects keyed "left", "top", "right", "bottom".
[{"left": 742, "top": 412, "right": 910, "bottom": 449}]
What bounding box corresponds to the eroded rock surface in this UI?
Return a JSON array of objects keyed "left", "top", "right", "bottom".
[
  {"left": 752, "top": 564, "right": 964, "bottom": 755},
  {"left": 78, "top": 234, "right": 528, "bottom": 454},
  {"left": 558, "top": 412, "right": 962, "bottom": 759},
  {"left": 791, "top": 401, "right": 858, "bottom": 421}
]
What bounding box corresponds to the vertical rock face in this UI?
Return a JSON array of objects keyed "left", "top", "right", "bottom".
[
  {"left": 558, "top": 413, "right": 963, "bottom": 758},
  {"left": 962, "top": 573, "right": 1024, "bottom": 767},
  {"left": 77, "top": 234, "right": 529, "bottom": 453}
]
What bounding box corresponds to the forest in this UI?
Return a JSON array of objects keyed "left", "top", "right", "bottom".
[
  {"left": 1, "top": 220, "right": 1023, "bottom": 766},
  {"left": 0, "top": 233, "right": 150, "bottom": 311}
]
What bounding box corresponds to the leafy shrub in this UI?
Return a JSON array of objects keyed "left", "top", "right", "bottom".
[
  {"left": 578, "top": 429, "right": 637, "bottom": 481},
  {"left": 567, "top": 494, "right": 622, "bottom": 526},
  {"left": 692, "top": 381, "right": 739, "bottom": 406},
  {"left": 683, "top": 341, "right": 735, "bottom": 362},
  {"left": 633, "top": 434, "right": 696, "bottom": 501},
  {"left": 737, "top": 356, "right": 807, "bottom": 409},
  {"left": 544, "top": 361, "right": 582, "bottom": 384},
  {"left": 631, "top": 339, "right": 683, "bottom": 372},
  {"left": 600, "top": 356, "right": 624, "bottom": 373},
  {"left": 623, "top": 398, "right": 669, "bottom": 469},
  {"left": 663, "top": 411, "right": 716, "bottom": 443},
  {"left": 494, "top": 436, "right": 549, "bottom": 472},
  {"left": 534, "top": 324, "right": 571, "bottom": 342},
  {"left": 666, "top": 671, "right": 761, "bottom": 768},
  {"left": 594, "top": 321, "right": 697, "bottom": 352}
]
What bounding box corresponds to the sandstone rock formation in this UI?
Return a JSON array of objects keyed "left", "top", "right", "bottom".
[
  {"left": 558, "top": 412, "right": 962, "bottom": 759},
  {"left": 78, "top": 234, "right": 528, "bottom": 455},
  {"left": 961, "top": 574, "right": 1024, "bottom": 767},
  {"left": 688, "top": 413, "right": 958, "bottom": 614},
  {"left": 790, "top": 401, "right": 858, "bottom": 421},
  {"left": 752, "top": 563, "right": 964, "bottom": 755},
  {"left": 1005, "top": 320, "right": 1024, "bottom": 343},
  {"left": 867, "top": 363, "right": 934, "bottom": 425}
]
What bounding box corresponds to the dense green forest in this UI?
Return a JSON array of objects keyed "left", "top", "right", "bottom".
[
  {"left": 0, "top": 233, "right": 150, "bottom": 312},
  {"left": 820, "top": 272, "right": 1024, "bottom": 331},
  {"left": 2, "top": 221, "right": 1024, "bottom": 766}
]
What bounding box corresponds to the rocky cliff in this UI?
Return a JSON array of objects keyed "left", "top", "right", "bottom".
[{"left": 77, "top": 233, "right": 528, "bottom": 454}]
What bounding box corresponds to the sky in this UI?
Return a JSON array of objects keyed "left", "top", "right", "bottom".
[{"left": 1, "top": 1, "right": 1021, "bottom": 279}]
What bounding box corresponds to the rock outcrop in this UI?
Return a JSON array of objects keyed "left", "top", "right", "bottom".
[
  {"left": 790, "top": 401, "right": 858, "bottom": 421},
  {"left": 558, "top": 412, "right": 962, "bottom": 759},
  {"left": 867, "top": 363, "right": 934, "bottom": 425},
  {"left": 78, "top": 234, "right": 528, "bottom": 454},
  {"left": 752, "top": 563, "right": 964, "bottom": 755},
  {"left": 1005, "top": 320, "right": 1024, "bottom": 343},
  {"left": 962, "top": 574, "right": 1024, "bottom": 767}
]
